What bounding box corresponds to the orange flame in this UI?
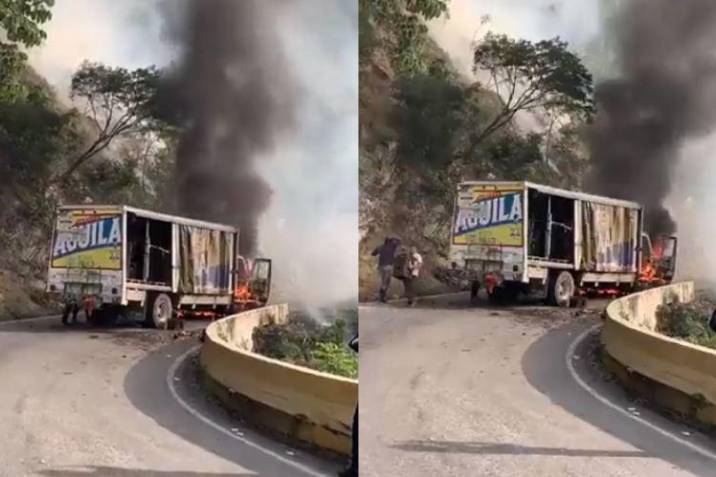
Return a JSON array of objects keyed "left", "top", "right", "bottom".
[
  {"left": 639, "top": 237, "right": 667, "bottom": 285},
  {"left": 234, "top": 284, "right": 253, "bottom": 302}
]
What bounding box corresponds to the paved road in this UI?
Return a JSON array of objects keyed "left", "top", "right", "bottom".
[
  {"left": 0, "top": 316, "right": 340, "bottom": 477},
  {"left": 360, "top": 294, "right": 716, "bottom": 477}
]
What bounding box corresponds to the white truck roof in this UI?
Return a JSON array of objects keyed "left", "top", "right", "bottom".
[
  {"left": 57, "top": 205, "right": 238, "bottom": 233},
  {"left": 457, "top": 181, "right": 642, "bottom": 210}
]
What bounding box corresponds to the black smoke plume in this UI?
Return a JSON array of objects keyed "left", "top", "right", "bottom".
[
  {"left": 587, "top": 0, "right": 716, "bottom": 236},
  {"left": 156, "top": 0, "right": 297, "bottom": 255}
]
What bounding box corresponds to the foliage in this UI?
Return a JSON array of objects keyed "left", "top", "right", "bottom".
[
  {"left": 655, "top": 298, "right": 716, "bottom": 349},
  {"left": 395, "top": 74, "right": 465, "bottom": 172},
  {"left": 0, "top": 0, "right": 53, "bottom": 47},
  {"left": 359, "top": 0, "right": 449, "bottom": 76},
  {"left": 0, "top": 43, "right": 27, "bottom": 101},
  {"left": 252, "top": 311, "right": 358, "bottom": 379},
  {"left": 472, "top": 32, "right": 595, "bottom": 145},
  {"left": 0, "top": 0, "right": 53, "bottom": 101},
  {"left": 55, "top": 61, "right": 163, "bottom": 185},
  {"left": 311, "top": 342, "right": 358, "bottom": 379}
]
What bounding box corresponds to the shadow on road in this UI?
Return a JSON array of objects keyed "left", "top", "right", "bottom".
[
  {"left": 521, "top": 322, "right": 716, "bottom": 475},
  {"left": 391, "top": 440, "right": 649, "bottom": 457},
  {"left": 38, "top": 466, "right": 253, "bottom": 476}
]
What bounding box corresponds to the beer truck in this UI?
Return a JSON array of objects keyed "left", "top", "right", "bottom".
[
  {"left": 47, "top": 205, "right": 271, "bottom": 327},
  {"left": 449, "top": 181, "right": 677, "bottom": 306}
]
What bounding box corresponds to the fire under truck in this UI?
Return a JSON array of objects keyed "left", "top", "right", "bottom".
[
  {"left": 47, "top": 205, "right": 272, "bottom": 328},
  {"left": 449, "top": 181, "right": 677, "bottom": 307}
]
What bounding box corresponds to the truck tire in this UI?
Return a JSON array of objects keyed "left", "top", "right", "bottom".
[
  {"left": 145, "top": 293, "right": 174, "bottom": 329},
  {"left": 547, "top": 271, "right": 575, "bottom": 307}
]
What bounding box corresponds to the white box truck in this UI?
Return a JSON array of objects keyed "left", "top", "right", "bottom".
[
  {"left": 449, "top": 181, "right": 677, "bottom": 306},
  {"left": 47, "top": 205, "right": 271, "bottom": 327}
]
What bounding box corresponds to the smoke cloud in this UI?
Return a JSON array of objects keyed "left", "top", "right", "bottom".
[
  {"left": 157, "top": 0, "right": 298, "bottom": 256},
  {"left": 586, "top": 0, "right": 716, "bottom": 236}
]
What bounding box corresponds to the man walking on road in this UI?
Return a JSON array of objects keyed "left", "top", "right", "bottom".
[{"left": 372, "top": 237, "right": 399, "bottom": 302}]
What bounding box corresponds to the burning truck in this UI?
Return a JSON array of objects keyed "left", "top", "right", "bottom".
[
  {"left": 449, "top": 181, "right": 677, "bottom": 306},
  {"left": 46, "top": 205, "right": 272, "bottom": 327}
]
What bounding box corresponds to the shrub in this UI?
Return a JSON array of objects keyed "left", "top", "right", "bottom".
[
  {"left": 655, "top": 298, "right": 716, "bottom": 349},
  {"left": 310, "top": 342, "right": 358, "bottom": 379},
  {"left": 252, "top": 309, "right": 358, "bottom": 378}
]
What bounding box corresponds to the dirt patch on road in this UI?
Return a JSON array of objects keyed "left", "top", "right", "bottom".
[
  {"left": 108, "top": 328, "right": 203, "bottom": 352},
  {"left": 508, "top": 306, "right": 603, "bottom": 330}
]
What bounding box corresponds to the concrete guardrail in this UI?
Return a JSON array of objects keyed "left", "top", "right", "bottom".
[
  {"left": 199, "top": 304, "right": 358, "bottom": 455},
  {"left": 602, "top": 281, "right": 716, "bottom": 426}
]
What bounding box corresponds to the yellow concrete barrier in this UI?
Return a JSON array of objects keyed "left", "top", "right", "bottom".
[
  {"left": 602, "top": 282, "right": 716, "bottom": 425},
  {"left": 199, "top": 304, "right": 358, "bottom": 455}
]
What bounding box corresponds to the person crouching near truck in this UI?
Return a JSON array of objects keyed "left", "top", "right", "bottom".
[{"left": 394, "top": 246, "right": 423, "bottom": 306}]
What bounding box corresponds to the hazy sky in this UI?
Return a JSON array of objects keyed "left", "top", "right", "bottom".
[
  {"left": 428, "top": 0, "right": 602, "bottom": 78},
  {"left": 27, "top": 0, "right": 358, "bottom": 307}
]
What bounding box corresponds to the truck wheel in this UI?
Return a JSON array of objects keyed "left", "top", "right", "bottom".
[
  {"left": 548, "top": 271, "right": 575, "bottom": 307},
  {"left": 145, "top": 293, "right": 174, "bottom": 329}
]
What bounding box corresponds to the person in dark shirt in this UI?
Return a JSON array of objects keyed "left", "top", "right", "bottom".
[
  {"left": 339, "top": 335, "right": 359, "bottom": 477},
  {"left": 372, "top": 238, "right": 399, "bottom": 302}
]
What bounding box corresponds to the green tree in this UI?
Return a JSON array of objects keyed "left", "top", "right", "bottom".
[
  {"left": 0, "top": 0, "right": 53, "bottom": 46},
  {"left": 53, "top": 61, "right": 162, "bottom": 185},
  {"left": 395, "top": 74, "right": 464, "bottom": 172},
  {"left": 359, "top": 0, "right": 449, "bottom": 75},
  {"left": 0, "top": 0, "right": 54, "bottom": 101},
  {"left": 472, "top": 33, "right": 595, "bottom": 145}
]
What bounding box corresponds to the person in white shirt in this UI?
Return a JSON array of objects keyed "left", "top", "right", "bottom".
[{"left": 405, "top": 246, "right": 423, "bottom": 305}]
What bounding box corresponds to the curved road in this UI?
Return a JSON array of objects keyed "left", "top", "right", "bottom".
[
  {"left": 0, "top": 316, "right": 340, "bottom": 477},
  {"left": 361, "top": 294, "right": 716, "bottom": 477}
]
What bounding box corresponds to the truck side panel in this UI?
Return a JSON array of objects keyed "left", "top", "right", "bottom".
[
  {"left": 177, "top": 225, "right": 234, "bottom": 295},
  {"left": 579, "top": 201, "right": 640, "bottom": 273}
]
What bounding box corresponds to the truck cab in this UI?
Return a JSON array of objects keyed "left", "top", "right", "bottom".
[
  {"left": 640, "top": 234, "right": 678, "bottom": 285},
  {"left": 233, "top": 256, "right": 272, "bottom": 311}
]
